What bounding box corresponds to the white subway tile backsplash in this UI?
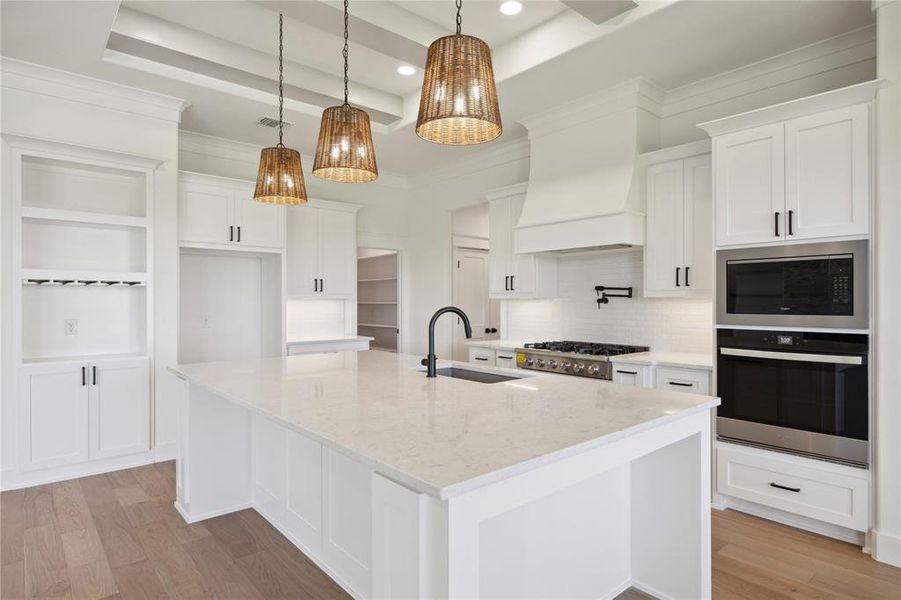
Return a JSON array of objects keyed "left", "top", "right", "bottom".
[{"left": 504, "top": 249, "right": 713, "bottom": 353}]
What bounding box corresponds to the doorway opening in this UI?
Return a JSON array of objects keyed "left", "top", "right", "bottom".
[{"left": 357, "top": 248, "right": 399, "bottom": 352}]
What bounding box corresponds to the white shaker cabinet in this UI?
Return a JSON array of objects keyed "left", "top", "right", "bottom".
[
  {"left": 784, "top": 104, "right": 870, "bottom": 240},
  {"left": 18, "top": 356, "right": 150, "bottom": 472},
  {"left": 286, "top": 201, "right": 359, "bottom": 299},
  {"left": 610, "top": 363, "right": 651, "bottom": 387},
  {"left": 179, "top": 172, "right": 284, "bottom": 250},
  {"left": 713, "top": 124, "right": 785, "bottom": 247},
  {"left": 18, "top": 362, "right": 90, "bottom": 471},
  {"left": 488, "top": 184, "right": 557, "bottom": 299},
  {"left": 89, "top": 357, "right": 151, "bottom": 460}
]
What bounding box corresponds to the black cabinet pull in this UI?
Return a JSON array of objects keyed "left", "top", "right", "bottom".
[
  {"left": 314, "top": 278, "right": 318, "bottom": 292},
  {"left": 616, "top": 370, "right": 638, "bottom": 375},
  {"left": 675, "top": 267, "right": 681, "bottom": 287},
  {"left": 484, "top": 327, "right": 491, "bottom": 334},
  {"left": 237, "top": 226, "right": 241, "bottom": 242},
  {"left": 319, "top": 278, "right": 324, "bottom": 293},
  {"left": 788, "top": 210, "right": 794, "bottom": 236},
  {"left": 497, "top": 355, "right": 513, "bottom": 360},
  {"left": 510, "top": 275, "right": 515, "bottom": 291},
  {"left": 504, "top": 276, "right": 510, "bottom": 291},
  {"left": 92, "top": 366, "right": 97, "bottom": 386},
  {"left": 668, "top": 381, "right": 693, "bottom": 387},
  {"left": 474, "top": 357, "right": 489, "bottom": 361},
  {"left": 774, "top": 211, "right": 781, "bottom": 237},
  {"left": 229, "top": 225, "right": 234, "bottom": 242},
  {"left": 685, "top": 266, "right": 690, "bottom": 287},
  {"left": 769, "top": 482, "right": 801, "bottom": 493},
  {"left": 82, "top": 366, "right": 86, "bottom": 386}
]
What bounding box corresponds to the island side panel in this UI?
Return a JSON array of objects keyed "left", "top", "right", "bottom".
[
  {"left": 176, "top": 382, "right": 252, "bottom": 522},
  {"left": 631, "top": 410, "right": 712, "bottom": 600}
]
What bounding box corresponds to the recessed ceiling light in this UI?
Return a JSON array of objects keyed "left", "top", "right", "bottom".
[
  {"left": 397, "top": 65, "right": 416, "bottom": 76},
  {"left": 499, "top": 1, "right": 522, "bottom": 16}
]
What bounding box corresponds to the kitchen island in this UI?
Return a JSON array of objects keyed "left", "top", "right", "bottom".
[{"left": 169, "top": 351, "right": 719, "bottom": 599}]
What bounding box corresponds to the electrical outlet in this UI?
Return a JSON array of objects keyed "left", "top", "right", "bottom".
[
  {"left": 64, "top": 319, "right": 78, "bottom": 335},
  {"left": 200, "top": 315, "right": 210, "bottom": 329}
]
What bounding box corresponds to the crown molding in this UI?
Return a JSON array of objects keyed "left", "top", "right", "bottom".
[
  {"left": 662, "top": 24, "right": 877, "bottom": 118},
  {"left": 179, "top": 130, "right": 409, "bottom": 189},
  {"left": 0, "top": 57, "right": 190, "bottom": 123},
  {"left": 408, "top": 136, "right": 531, "bottom": 189}
]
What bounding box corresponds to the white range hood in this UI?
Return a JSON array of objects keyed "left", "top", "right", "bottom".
[{"left": 514, "top": 79, "right": 662, "bottom": 254}]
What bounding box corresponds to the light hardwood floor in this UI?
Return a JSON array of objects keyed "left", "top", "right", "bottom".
[{"left": 1, "top": 462, "right": 898, "bottom": 599}]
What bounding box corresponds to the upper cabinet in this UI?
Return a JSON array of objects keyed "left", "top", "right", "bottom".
[
  {"left": 487, "top": 184, "right": 557, "bottom": 299},
  {"left": 179, "top": 172, "right": 285, "bottom": 250},
  {"left": 644, "top": 143, "right": 713, "bottom": 297},
  {"left": 699, "top": 81, "right": 881, "bottom": 248},
  {"left": 286, "top": 201, "right": 359, "bottom": 300}
]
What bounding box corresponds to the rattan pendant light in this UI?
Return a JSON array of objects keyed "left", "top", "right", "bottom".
[
  {"left": 313, "top": 0, "right": 378, "bottom": 183},
  {"left": 415, "top": 0, "right": 502, "bottom": 145},
  {"left": 254, "top": 13, "right": 307, "bottom": 205}
]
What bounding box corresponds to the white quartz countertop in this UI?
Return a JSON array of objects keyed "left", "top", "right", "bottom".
[
  {"left": 286, "top": 336, "right": 374, "bottom": 345},
  {"left": 463, "top": 339, "right": 524, "bottom": 351},
  {"left": 169, "top": 351, "right": 719, "bottom": 499},
  {"left": 610, "top": 352, "right": 713, "bottom": 370}
]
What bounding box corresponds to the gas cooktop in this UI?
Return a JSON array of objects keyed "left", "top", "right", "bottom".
[{"left": 515, "top": 341, "right": 650, "bottom": 379}]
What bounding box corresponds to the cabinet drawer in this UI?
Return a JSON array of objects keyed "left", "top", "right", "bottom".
[
  {"left": 468, "top": 347, "right": 496, "bottom": 366},
  {"left": 494, "top": 351, "right": 516, "bottom": 369},
  {"left": 655, "top": 366, "right": 710, "bottom": 395},
  {"left": 611, "top": 364, "right": 651, "bottom": 387},
  {"left": 717, "top": 443, "right": 868, "bottom": 531}
]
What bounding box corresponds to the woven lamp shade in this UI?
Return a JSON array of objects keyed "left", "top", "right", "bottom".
[
  {"left": 313, "top": 105, "right": 378, "bottom": 183},
  {"left": 254, "top": 146, "right": 307, "bottom": 205},
  {"left": 416, "top": 34, "right": 502, "bottom": 145}
]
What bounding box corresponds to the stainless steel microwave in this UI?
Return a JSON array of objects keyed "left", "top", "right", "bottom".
[{"left": 716, "top": 240, "right": 868, "bottom": 330}]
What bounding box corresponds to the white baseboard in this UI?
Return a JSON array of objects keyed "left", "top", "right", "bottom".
[
  {"left": 1, "top": 443, "right": 178, "bottom": 491},
  {"left": 873, "top": 528, "right": 901, "bottom": 567},
  {"left": 174, "top": 500, "right": 252, "bottom": 524},
  {"left": 719, "top": 495, "right": 865, "bottom": 546}
]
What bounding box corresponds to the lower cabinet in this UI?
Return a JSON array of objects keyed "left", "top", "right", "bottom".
[
  {"left": 654, "top": 366, "right": 710, "bottom": 396},
  {"left": 468, "top": 347, "right": 496, "bottom": 366},
  {"left": 610, "top": 363, "right": 651, "bottom": 387},
  {"left": 716, "top": 441, "right": 868, "bottom": 531},
  {"left": 251, "top": 414, "right": 372, "bottom": 598},
  {"left": 18, "top": 357, "right": 151, "bottom": 472},
  {"left": 494, "top": 351, "right": 516, "bottom": 369}
]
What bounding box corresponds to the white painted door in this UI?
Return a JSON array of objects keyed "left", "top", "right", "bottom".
[
  {"left": 322, "top": 447, "right": 371, "bottom": 597},
  {"left": 317, "top": 209, "right": 357, "bottom": 298},
  {"left": 89, "top": 357, "right": 150, "bottom": 460},
  {"left": 286, "top": 205, "right": 320, "bottom": 297},
  {"left": 683, "top": 154, "right": 713, "bottom": 292},
  {"left": 785, "top": 103, "right": 870, "bottom": 240},
  {"left": 509, "top": 195, "right": 536, "bottom": 295},
  {"left": 179, "top": 182, "right": 234, "bottom": 245},
  {"left": 714, "top": 124, "right": 785, "bottom": 246},
  {"left": 645, "top": 159, "right": 685, "bottom": 294},
  {"left": 18, "top": 362, "right": 90, "bottom": 471},
  {"left": 488, "top": 197, "right": 512, "bottom": 297},
  {"left": 453, "top": 248, "right": 490, "bottom": 361},
  {"left": 233, "top": 185, "right": 285, "bottom": 249}
]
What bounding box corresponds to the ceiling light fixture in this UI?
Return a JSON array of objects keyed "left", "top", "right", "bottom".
[
  {"left": 499, "top": 1, "right": 522, "bottom": 16},
  {"left": 397, "top": 65, "right": 416, "bottom": 76},
  {"left": 313, "top": 0, "right": 378, "bottom": 183},
  {"left": 416, "top": 0, "right": 502, "bottom": 145},
  {"left": 254, "top": 13, "right": 307, "bottom": 205}
]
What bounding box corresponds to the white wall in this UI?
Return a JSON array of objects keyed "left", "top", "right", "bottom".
[
  {"left": 0, "top": 59, "right": 184, "bottom": 470},
  {"left": 452, "top": 202, "right": 490, "bottom": 239},
  {"left": 504, "top": 250, "right": 712, "bottom": 352}
]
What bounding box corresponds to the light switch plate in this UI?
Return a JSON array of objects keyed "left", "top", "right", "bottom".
[
  {"left": 64, "top": 319, "right": 78, "bottom": 335},
  {"left": 200, "top": 316, "right": 210, "bottom": 328}
]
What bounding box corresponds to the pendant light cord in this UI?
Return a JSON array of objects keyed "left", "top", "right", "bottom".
[
  {"left": 278, "top": 12, "right": 285, "bottom": 148},
  {"left": 343, "top": 0, "right": 350, "bottom": 106},
  {"left": 455, "top": 0, "right": 462, "bottom": 35}
]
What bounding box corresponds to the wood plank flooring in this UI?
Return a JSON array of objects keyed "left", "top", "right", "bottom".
[{"left": 1, "top": 462, "right": 898, "bottom": 599}]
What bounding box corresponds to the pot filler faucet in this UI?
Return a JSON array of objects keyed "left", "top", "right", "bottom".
[{"left": 424, "top": 306, "right": 473, "bottom": 377}]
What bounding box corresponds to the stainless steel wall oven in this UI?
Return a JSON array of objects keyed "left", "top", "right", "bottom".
[{"left": 717, "top": 328, "right": 869, "bottom": 466}]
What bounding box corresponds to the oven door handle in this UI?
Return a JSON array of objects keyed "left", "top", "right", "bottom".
[{"left": 720, "top": 347, "right": 863, "bottom": 365}]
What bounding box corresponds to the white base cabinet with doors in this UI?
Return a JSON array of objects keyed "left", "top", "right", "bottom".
[
  {"left": 179, "top": 171, "right": 285, "bottom": 251},
  {"left": 699, "top": 81, "right": 880, "bottom": 248},
  {"left": 643, "top": 141, "right": 713, "bottom": 296},
  {"left": 18, "top": 357, "right": 150, "bottom": 473},
  {"left": 287, "top": 200, "right": 360, "bottom": 299},
  {"left": 487, "top": 183, "right": 557, "bottom": 299}
]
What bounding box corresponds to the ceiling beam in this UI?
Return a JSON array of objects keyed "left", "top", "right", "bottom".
[{"left": 561, "top": 1, "right": 638, "bottom": 25}]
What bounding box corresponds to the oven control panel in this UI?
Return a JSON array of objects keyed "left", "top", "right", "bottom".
[{"left": 515, "top": 351, "right": 610, "bottom": 379}]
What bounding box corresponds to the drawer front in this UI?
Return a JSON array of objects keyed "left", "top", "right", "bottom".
[
  {"left": 611, "top": 364, "right": 650, "bottom": 387},
  {"left": 468, "top": 347, "right": 496, "bottom": 366},
  {"left": 717, "top": 444, "right": 868, "bottom": 531},
  {"left": 494, "top": 351, "right": 516, "bottom": 369},
  {"left": 655, "top": 366, "right": 710, "bottom": 395}
]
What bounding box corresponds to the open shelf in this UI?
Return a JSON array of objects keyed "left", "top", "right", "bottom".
[
  {"left": 22, "top": 351, "right": 148, "bottom": 365},
  {"left": 21, "top": 206, "right": 148, "bottom": 228},
  {"left": 21, "top": 268, "right": 148, "bottom": 284},
  {"left": 358, "top": 277, "right": 397, "bottom": 283},
  {"left": 358, "top": 301, "right": 397, "bottom": 305},
  {"left": 358, "top": 250, "right": 398, "bottom": 352},
  {"left": 22, "top": 219, "right": 147, "bottom": 273},
  {"left": 358, "top": 323, "right": 397, "bottom": 329}
]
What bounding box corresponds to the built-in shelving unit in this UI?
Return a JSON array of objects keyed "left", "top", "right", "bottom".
[
  {"left": 357, "top": 250, "right": 398, "bottom": 352},
  {"left": 14, "top": 151, "right": 154, "bottom": 363}
]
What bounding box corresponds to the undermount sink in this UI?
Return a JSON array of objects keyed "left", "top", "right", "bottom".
[{"left": 432, "top": 367, "right": 521, "bottom": 384}]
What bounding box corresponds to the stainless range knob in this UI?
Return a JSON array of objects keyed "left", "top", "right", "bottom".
[
  {"left": 548, "top": 360, "right": 558, "bottom": 369},
  {"left": 561, "top": 362, "right": 572, "bottom": 371},
  {"left": 536, "top": 359, "right": 545, "bottom": 368},
  {"left": 586, "top": 364, "right": 600, "bottom": 376},
  {"left": 573, "top": 363, "right": 585, "bottom": 373},
  {"left": 525, "top": 358, "right": 534, "bottom": 367}
]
